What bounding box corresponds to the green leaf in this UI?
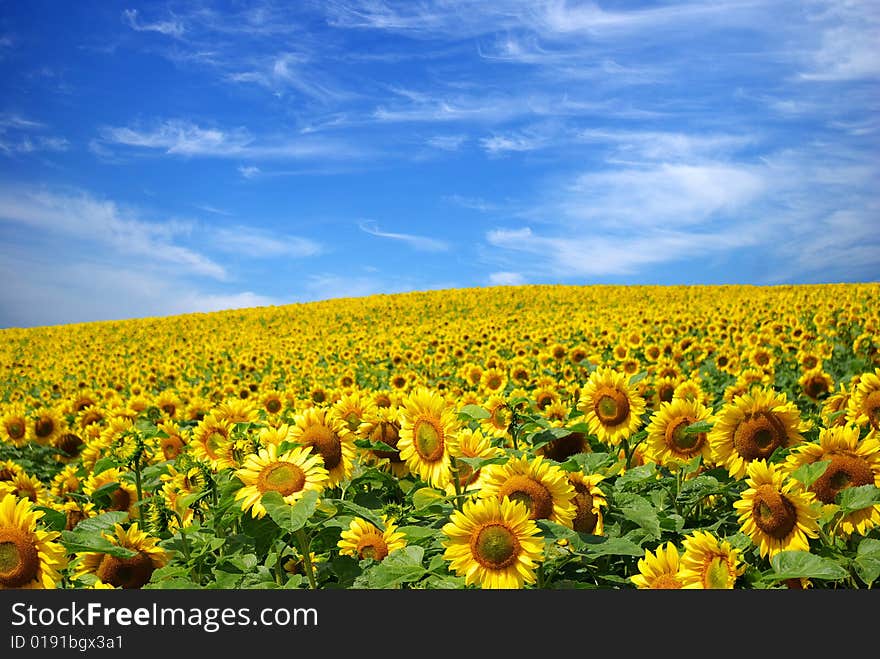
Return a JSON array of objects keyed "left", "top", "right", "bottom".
[
  {"left": 261, "top": 490, "right": 319, "bottom": 533},
  {"left": 615, "top": 492, "right": 661, "bottom": 539},
  {"left": 837, "top": 485, "right": 880, "bottom": 513},
  {"left": 364, "top": 546, "right": 426, "bottom": 588},
  {"left": 353, "top": 438, "right": 398, "bottom": 453},
  {"left": 629, "top": 371, "right": 647, "bottom": 385},
  {"left": 454, "top": 455, "right": 508, "bottom": 471},
  {"left": 768, "top": 550, "right": 849, "bottom": 582},
  {"left": 398, "top": 525, "right": 440, "bottom": 543},
  {"left": 790, "top": 460, "right": 830, "bottom": 489},
  {"left": 334, "top": 499, "right": 386, "bottom": 530},
  {"left": 614, "top": 463, "right": 657, "bottom": 489},
  {"left": 412, "top": 487, "right": 446, "bottom": 510},
  {"left": 458, "top": 404, "right": 491, "bottom": 420},
  {"left": 684, "top": 420, "right": 713, "bottom": 435},
  {"left": 33, "top": 506, "right": 67, "bottom": 532},
  {"left": 91, "top": 457, "right": 118, "bottom": 476},
  {"left": 61, "top": 531, "right": 138, "bottom": 559},
  {"left": 89, "top": 481, "right": 121, "bottom": 507},
  {"left": 72, "top": 511, "right": 129, "bottom": 535},
  {"left": 854, "top": 538, "right": 880, "bottom": 587},
  {"left": 583, "top": 537, "right": 645, "bottom": 558}
]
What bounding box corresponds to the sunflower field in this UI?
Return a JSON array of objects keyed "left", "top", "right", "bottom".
[{"left": 2, "top": 283, "right": 880, "bottom": 590}]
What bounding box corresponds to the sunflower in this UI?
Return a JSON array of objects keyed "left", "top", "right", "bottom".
[
  {"left": 644, "top": 398, "right": 713, "bottom": 469},
  {"left": 567, "top": 472, "right": 606, "bottom": 535},
  {"left": 0, "top": 460, "right": 24, "bottom": 485},
  {"left": 357, "top": 406, "right": 409, "bottom": 478},
  {"left": 83, "top": 468, "right": 139, "bottom": 517},
  {"left": 447, "top": 427, "right": 503, "bottom": 497},
  {"left": 157, "top": 420, "right": 189, "bottom": 461},
  {"left": 234, "top": 443, "right": 329, "bottom": 519},
  {"left": 289, "top": 407, "right": 356, "bottom": 487},
  {"left": 479, "top": 395, "right": 511, "bottom": 440},
  {"left": 28, "top": 406, "right": 65, "bottom": 446},
  {"left": 0, "top": 404, "right": 29, "bottom": 448},
  {"left": 0, "top": 472, "right": 49, "bottom": 506},
  {"left": 783, "top": 425, "right": 880, "bottom": 537},
  {"left": 798, "top": 368, "right": 834, "bottom": 402},
  {"left": 154, "top": 390, "right": 182, "bottom": 419},
  {"left": 0, "top": 494, "right": 67, "bottom": 589},
  {"left": 73, "top": 522, "right": 168, "bottom": 589},
  {"left": 709, "top": 387, "right": 809, "bottom": 480},
  {"left": 55, "top": 499, "right": 96, "bottom": 531},
  {"left": 397, "top": 388, "right": 459, "bottom": 489},
  {"left": 733, "top": 460, "right": 820, "bottom": 559},
  {"left": 159, "top": 466, "right": 203, "bottom": 529},
  {"left": 479, "top": 454, "right": 577, "bottom": 527},
  {"left": 678, "top": 530, "right": 744, "bottom": 589},
  {"left": 821, "top": 383, "right": 852, "bottom": 428},
  {"left": 337, "top": 516, "right": 407, "bottom": 562},
  {"left": 479, "top": 367, "right": 508, "bottom": 395},
  {"left": 259, "top": 389, "right": 285, "bottom": 417},
  {"left": 333, "top": 390, "right": 377, "bottom": 435},
  {"left": 631, "top": 542, "right": 684, "bottom": 589},
  {"left": 51, "top": 464, "right": 83, "bottom": 498},
  {"left": 190, "top": 413, "right": 236, "bottom": 470},
  {"left": 577, "top": 367, "right": 646, "bottom": 446},
  {"left": 441, "top": 496, "right": 544, "bottom": 589},
  {"left": 652, "top": 375, "right": 681, "bottom": 407},
  {"left": 847, "top": 368, "right": 880, "bottom": 436},
  {"left": 214, "top": 398, "right": 259, "bottom": 424}
]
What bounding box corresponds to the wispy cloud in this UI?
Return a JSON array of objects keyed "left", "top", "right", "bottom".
[
  {"left": 797, "top": 2, "right": 880, "bottom": 81},
  {"left": 211, "top": 226, "right": 322, "bottom": 258},
  {"left": 0, "top": 114, "right": 69, "bottom": 156},
  {"left": 0, "top": 184, "right": 225, "bottom": 280},
  {"left": 97, "top": 118, "right": 363, "bottom": 161},
  {"left": 488, "top": 271, "right": 526, "bottom": 286},
  {"left": 122, "top": 8, "right": 185, "bottom": 39},
  {"left": 238, "top": 165, "right": 261, "bottom": 179},
  {"left": 358, "top": 220, "right": 450, "bottom": 252}
]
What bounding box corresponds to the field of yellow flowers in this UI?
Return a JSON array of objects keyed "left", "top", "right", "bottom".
[{"left": 2, "top": 283, "right": 879, "bottom": 590}]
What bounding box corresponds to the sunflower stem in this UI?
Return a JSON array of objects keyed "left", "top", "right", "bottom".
[
  {"left": 295, "top": 529, "right": 317, "bottom": 590},
  {"left": 133, "top": 454, "right": 144, "bottom": 524},
  {"left": 450, "top": 455, "right": 464, "bottom": 511}
]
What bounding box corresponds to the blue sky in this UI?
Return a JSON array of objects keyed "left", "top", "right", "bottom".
[{"left": 0, "top": 1, "right": 878, "bottom": 328}]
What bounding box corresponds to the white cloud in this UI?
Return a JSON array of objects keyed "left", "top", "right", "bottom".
[
  {"left": 358, "top": 220, "right": 449, "bottom": 252},
  {"left": 488, "top": 271, "right": 526, "bottom": 286},
  {"left": 427, "top": 134, "right": 468, "bottom": 151},
  {"left": 122, "top": 9, "right": 185, "bottom": 38},
  {"left": 0, "top": 114, "right": 69, "bottom": 156},
  {"left": 238, "top": 165, "right": 261, "bottom": 178},
  {"left": 0, "top": 184, "right": 226, "bottom": 280},
  {"left": 211, "top": 226, "right": 322, "bottom": 258},
  {"left": 798, "top": 3, "right": 880, "bottom": 81},
  {"left": 302, "top": 274, "right": 412, "bottom": 302}
]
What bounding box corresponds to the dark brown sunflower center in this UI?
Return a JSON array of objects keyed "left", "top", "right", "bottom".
[
  {"left": 258, "top": 462, "right": 306, "bottom": 496},
  {"left": 658, "top": 383, "right": 676, "bottom": 403},
  {"left": 866, "top": 391, "right": 880, "bottom": 430},
  {"left": 96, "top": 551, "right": 155, "bottom": 589},
  {"left": 0, "top": 468, "right": 15, "bottom": 482},
  {"left": 57, "top": 433, "right": 83, "bottom": 456},
  {"left": 413, "top": 419, "right": 445, "bottom": 462},
  {"left": 752, "top": 484, "right": 798, "bottom": 539},
  {"left": 265, "top": 398, "right": 282, "bottom": 414},
  {"left": 356, "top": 533, "right": 389, "bottom": 561},
  {"left": 370, "top": 422, "right": 402, "bottom": 462},
  {"left": 0, "top": 529, "right": 40, "bottom": 588},
  {"left": 665, "top": 416, "right": 704, "bottom": 454},
  {"left": 471, "top": 523, "right": 520, "bottom": 569},
  {"left": 65, "top": 509, "right": 87, "bottom": 531},
  {"left": 6, "top": 420, "right": 25, "bottom": 440},
  {"left": 594, "top": 388, "right": 630, "bottom": 426},
  {"left": 343, "top": 412, "right": 361, "bottom": 432},
  {"left": 302, "top": 424, "right": 342, "bottom": 470},
  {"left": 499, "top": 475, "right": 554, "bottom": 520},
  {"left": 810, "top": 454, "right": 874, "bottom": 504},
  {"left": 571, "top": 482, "right": 599, "bottom": 534},
  {"left": 108, "top": 486, "right": 132, "bottom": 513},
  {"left": 804, "top": 376, "right": 830, "bottom": 399},
  {"left": 34, "top": 417, "right": 55, "bottom": 438},
  {"left": 542, "top": 433, "right": 589, "bottom": 462},
  {"left": 733, "top": 412, "right": 787, "bottom": 461}
]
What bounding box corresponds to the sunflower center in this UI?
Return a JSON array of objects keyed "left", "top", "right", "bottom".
[
  {"left": 6, "top": 421, "right": 25, "bottom": 440},
  {"left": 356, "top": 533, "right": 390, "bottom": 561},
  {"left": 96, "top": 552, "right": 155, "bottom": 589},
  {"left": 490, "top": 406, "right": 509, "bottom": 429},
  {"left": 594, "top": 388, "right": 630, "bottom": 426},
  {"left": 58, "top": 433, "right": 83, "bottom": 456},
  {"left": 471, "top": 524, "right": 520, "bottom": 569},
  {"left": 542, "top": 433, "right": 588, "bottom": 462},
  {"left": 301, "top": 424, "right": 343, "bottom": 470},
  {"left": 651, "top": 573, "right": 682, "bottom": 589},
  {"left": 866, "top": 391, "right": 880, "bottom": 430},
  {"left": 658, "top": 383, "right": 676, "bottom": 403},
  {"left": 205, "top": 431, "right": 227, "bottom": 460},
  {"left": 665, "top": 416, "right": 704, "bottom": 455},
  {"left": 258, "top": 462, "right": 306, "bottom": 496},
  {"left": 571, "top": 483, "right": 599, "bottom": 534},
  {"left": 108, "top": 487, "right": 132, "bottom": 513},
  {"left": 499, "top": 475, "right": 554, "bottom": 520},
  {"left": 810, "top": 454, "right": 874, "bottom": 504},
  {"left": 733, "top": 412, "right": 787, "bottom": 461},
  {"left": 704, "top": 556, "right": 732, "bottom": 589},
  {"left": 413, "top": 419, "right": 445, "bottom": 462},
  {"left": 343, "top": 412, "right": 360, "bottom": 432},
  {"left": 752, "top": 484, "right": 798, "bottom": 539},
  {"left": 266, "top": 399, "right": 282, "bottom": 414},
  {"left": 804, "top": 376, "right": 829, "bottom": 399},
  {"left": 0, "top": 529, "right": 40, "bottom": 588},
  {"left": 370, "top": 422, "right": 402, "bottom": 462},
  {"left": 161, "top": 436, "right": 184, "bottom": 460},
  {"left": 34, "top": 418, "right": 55, "bottom": 438}
]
